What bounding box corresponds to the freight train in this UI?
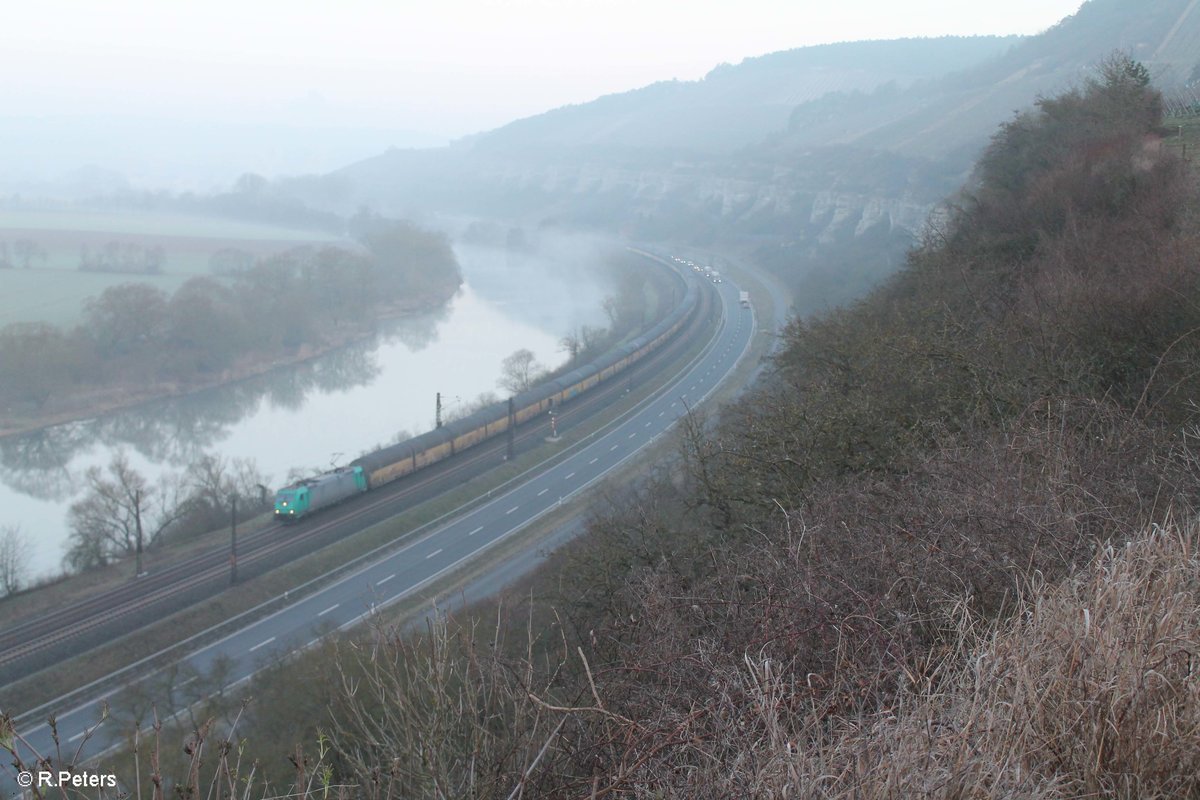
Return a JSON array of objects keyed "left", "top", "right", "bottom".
[{"left": 273, "top": 258, "right": 701, "bottom": 521}]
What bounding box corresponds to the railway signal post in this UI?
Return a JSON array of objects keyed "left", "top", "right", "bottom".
[
  {"left": 230, "top": 494, "right": 238, "bottom": 585},
  {"left": 507, "top": 397, "right": 516, "bottom": 460}
]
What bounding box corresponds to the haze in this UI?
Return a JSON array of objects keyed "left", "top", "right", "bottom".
[{"left": 2, "top": 0, "right": 1084, "bottom": 190}]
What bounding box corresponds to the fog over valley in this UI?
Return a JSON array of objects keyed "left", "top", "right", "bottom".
[{"left": 8, "top": 1, "right": 1200, "bottom": 797}]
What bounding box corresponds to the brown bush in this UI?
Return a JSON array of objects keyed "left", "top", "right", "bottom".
[
  {"left": 544, "top": 398, "right": 1192, "bottom": 796},
  {"left": 765, "top": 518, "right": 1200, "bottom": 799}
]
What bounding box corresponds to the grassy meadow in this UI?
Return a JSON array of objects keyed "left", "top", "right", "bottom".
[{"left": 0, "top": 209, "right": 344, "bottom": 328}]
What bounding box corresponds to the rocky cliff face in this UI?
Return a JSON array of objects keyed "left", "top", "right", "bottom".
[
  {"left": 808, "top": 191, "right": 937, "bottom": 242},
  {"left": 442, "top": 152, "right": 946, "bottom": 246}
]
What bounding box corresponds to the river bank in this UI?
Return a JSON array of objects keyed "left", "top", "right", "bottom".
[{"left": 0, "top": 292, "right": 452, "bottom": 440}]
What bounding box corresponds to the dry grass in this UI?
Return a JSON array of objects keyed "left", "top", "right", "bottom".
[
  {"left": 546, "top": 516, "right": 1200, "bottom": 798},
  {"left": 746, "top": 518, "right": 1200, "bottom": 798}
]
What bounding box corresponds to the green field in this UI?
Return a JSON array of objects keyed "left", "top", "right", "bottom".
[
  {"left": 0, "top": 209, "right": 345, "bottom": 328},
  {"left": 0, "top": 209, "right": 339, "bottom": 242},
  {"left": 1165, "top": 112, "right": 1200, "bottom": 161},
  {"left": 0, "top": 270, "right": 198, "bottom": 328}
]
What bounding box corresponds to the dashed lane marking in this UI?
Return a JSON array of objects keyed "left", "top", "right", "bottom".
[
  {"left": 318, "top": 603, "right": 339, "bottom": 616},
  {"left": 537, "top": 488, "right": 548, "bottom": 496},
  {"left": 468, "top": 525, "right": 483, "bottom": 536},
  {"left": 249, "top": 636, "right": 276, "bottom": 653},
  {"left": 426, "top": 549, "right": 443, "bottom": 559},
  {"left": 377, "top": 574, "right": 395, "bottom": 586}
]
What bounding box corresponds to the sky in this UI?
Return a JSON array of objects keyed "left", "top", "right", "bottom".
[{"left": 0, "top": 0, "right": 1087, "bottom": 186}]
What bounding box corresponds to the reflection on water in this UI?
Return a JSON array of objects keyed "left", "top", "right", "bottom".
[
  {"left": 0, "top": 423, "right": 82, "bottom": 501},
  {"left": 0, "top": 331, "right": 392, "bottom": 502},
  {"left": 0, "top": 243, "right": 609, "bottom": 578}
]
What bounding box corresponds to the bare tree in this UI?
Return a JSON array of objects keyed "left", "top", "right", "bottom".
[
  {"left": 12, "top": 238, "right": 42, "bottom": 269},
  {"left": 559, "top": 331, "right": 581, "bottom": 363},
  {"left": 0, "top": 524, "right": 31, "bottom": 595},
  {"left": 185, "top": 453, "right": 268, "bottom": 512},
  {"left": 560, "top": 326, "right": 609, "bottom": 365},
  {"left": 581, "top": 324, "right": 609, "bottom": 359},
  {"left": 65, "top": 451, "right": 188, "bottom": 572},
  {"left": 497, "top": 348, "right": 544, "bottom": 395},
  {"left": 331, "top": 611, "right": 570, "bottom": 798},
  {"left": 601, "top": 295, "right": 621, "bottom": 327}
]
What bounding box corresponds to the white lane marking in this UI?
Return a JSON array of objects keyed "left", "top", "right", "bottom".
[
  {"left": 249, "top": 636, "right": 276, "bottom": 653},
  {"left": 537, "top": 488, "right": 548, "bottom": 496},
  {"left": 644, "top": 421, "right": 652, "bottom": 428},
  {"left": 671, "top": 402, "right": 677, "bottom": 407},
  {"left": 318, "top": 603, "right": 339, "bottom": 617},
  {"left": 628, "top": 432, "right": 637, "bottom": 439},
  {"left": 565, "top": 472, "right": 575, "bottom": 480},
  {"left": 658, "top": 411, "right": 664, "bottom": 417},
  {"left": 377, "top": 574, "right": 395, "bottom": 586},
  {"left": 610, "top": 444, "right": 619, "bottom": 451},
  {"left": 589, "top": 457, "right": 598, "bottom": 465},
  {"left": 506, "top": 505, "right": 519, "bottom": 514},
  {"left": 468, "top": 525, "right": 484, "bottom": 536},
  {"left": 426, "top": 548, "right": 443, "bottom": 559},
  {"left": 69, "top": 731, "right": 85, "bottom": 743}
]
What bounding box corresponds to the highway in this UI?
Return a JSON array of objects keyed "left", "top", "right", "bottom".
[{"left": 6, "top": 267, "right": 754, "bottom": 776}]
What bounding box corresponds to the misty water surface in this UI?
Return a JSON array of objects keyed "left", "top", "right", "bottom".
[{"left": 0, "top": 243, "right": 611, "bottom": 578}]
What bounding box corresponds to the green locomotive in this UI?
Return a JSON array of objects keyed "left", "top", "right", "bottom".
[{"left": 274, "top": 466, "right": 368, "bottom": 520}]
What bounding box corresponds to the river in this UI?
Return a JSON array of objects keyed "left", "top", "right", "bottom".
[{"left": 0, "top": 242, "right": 611, "bottom": 580}]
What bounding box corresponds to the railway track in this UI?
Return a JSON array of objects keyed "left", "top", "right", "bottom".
[{"left": 0, "top": 282, "right": 716, "bottom": 676}]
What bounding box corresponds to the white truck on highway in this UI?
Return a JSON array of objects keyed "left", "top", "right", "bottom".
[{"left": 739, "top": 291, "right": 750, "bottom": 309}]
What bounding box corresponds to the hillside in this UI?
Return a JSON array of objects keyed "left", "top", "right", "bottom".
[
  {"left": 470, "top": 0, "right": 1200, "bottom": 162},
  {"left": 469, "top": 37, "right": 1020, "bottom": 156},
  {"left": 779, "top": 0, "right": 1200, "bottom": 162},
  {"left": 330, "top": 35, "right": 1018, "bottom": 228}
]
